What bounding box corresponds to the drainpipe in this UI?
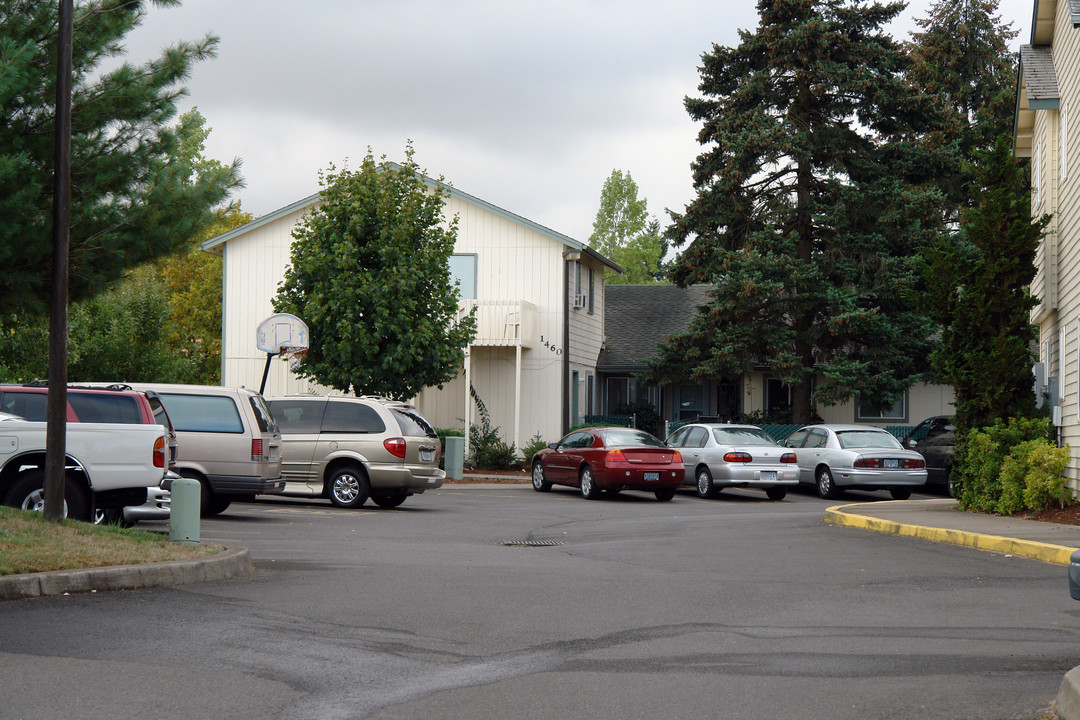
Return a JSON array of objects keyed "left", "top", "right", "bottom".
[{"left": 562, "top": 251, "right": 579, "bottom": 436}]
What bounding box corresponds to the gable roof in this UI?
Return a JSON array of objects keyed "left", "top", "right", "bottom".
[
  {"left": 201, "top": 168, "right": 621, "bottom": 271},
  {"left": 597, "top": 284, "right": 713, "bottom": 372}
]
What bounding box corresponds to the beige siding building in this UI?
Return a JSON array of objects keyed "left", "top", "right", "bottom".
[
  {"left": 1015, "top": 0, "right": 1080, "bottom": 489},
  {"left": 202, "top": 179, "right": 619, "bottom": 452}
]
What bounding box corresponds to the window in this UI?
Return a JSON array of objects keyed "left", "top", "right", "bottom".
[
  {"left": 683, "top": 426, "right": 709, "bottom": 448},
  {"left": 677, "top": 384, "right": 705, "bottom": 420},
  {"left": 588, "top": 268, "right": 595, "bottom": 314},
  {"left": 161, "top": 394, "right": 243, "bottom": 433},
  {"left": 448, "top": 254, "right": 477, "bottom": 300},
  {"left": 268, "top": 399, "right": 326, "bottom": 433},
  {"left": 856, "top": 393, "right": 907, "bottom": 422},
  {"left": 606, "top": 377, "right": 629, "bottom": 412},
  {"left": 391, "top": 408, "right": 437, "bottom": 438},
  {"left": 67, "top": 393, "right": 142, "bottom": 423},
  {"left": 0, "top": 392, "right": 47, "bottom": 421},
  {"left": 805, "top": 429, "right": 829, "bottom": 449},
  {"left": 765, "top": 378, "right": 791, "bottom": 418},
  {"left": 322, "top": 400, "right": 386, "bottom": 433},
  {"left": 784, "top": 429, "right": 809, "bottom": 448},
  {"left": 1063, "top": 102, "right": 1069, "bottom": 183}
]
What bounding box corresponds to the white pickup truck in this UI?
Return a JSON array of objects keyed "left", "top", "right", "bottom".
[{"left": 0, "top": 414, "right": 167, "bottom": 522}]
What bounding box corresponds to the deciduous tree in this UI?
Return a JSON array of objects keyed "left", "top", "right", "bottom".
[
  {"left": 273, "top": 146, "right": 477, "bottom": 399},
  {"left": 587, "top": 170, "right": 665, "bottom": 284}
]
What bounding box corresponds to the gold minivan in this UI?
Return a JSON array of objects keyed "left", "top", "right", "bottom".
[
  {"left": 128, "top": 384, "right": 284, "bottom": 516},
  {"left": 267, "top": 396, "right": 445, "bottom": 508}
]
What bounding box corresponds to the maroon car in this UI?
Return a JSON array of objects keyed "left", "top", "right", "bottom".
[{"left": 530, "top": 427, "right": 684, "bottom": 501}]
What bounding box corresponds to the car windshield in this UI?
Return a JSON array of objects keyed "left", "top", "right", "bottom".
[
  {"left": 712, "top": 427, "right": 775, "bottom": 446},
  {"left": 837, "top": 430, "right": 902, "bottom": 450},
  {"left": 600, "top": 428, "right": 666, "bottom": 448}
]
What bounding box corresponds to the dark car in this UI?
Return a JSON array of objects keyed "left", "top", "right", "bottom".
[
  {"left": 902, "top": 416, "right": 955, "bottom": 495},
  {"left": 530, "top": 427, "right": 684, "bottom": 501}
]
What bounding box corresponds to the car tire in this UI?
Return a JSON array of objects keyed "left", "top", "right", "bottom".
[
  {"left": 94, "top": 507, "right": 132, "bottom": 527},
  {"left": 181, "top": 470, "right": 227, "bottom": 518},
  {"left": 765, "top": 486, "right": 787, "bottom": 501},
  {"left": 580, "top": 465, "right": 601, "bottom": 500},
  {"left": 206, "top": 495, "right": 232, "bottom": 516},
  {"left": 371, "top": 491, "right": 407, "bottom": 509},
  {"left": 327, "top": 465, "right": 370, "bottom": 508},
  {"left": 654, "top": 488, "right": 676, "bottom": 502},
  {"left": 695, "top": 466, "right": 718, "bottom": 499},
  {"left": 889, "top": 488, "right": 912, "bottom": 500},
  {"left": 531, "top": 461, "right": 552, "bottom": 492},
  {"left": 816, "top": 467, "right": 843, "bottom": 500},
  {"left": 5, "top": 469, "right": 90, "bottom": 522}
]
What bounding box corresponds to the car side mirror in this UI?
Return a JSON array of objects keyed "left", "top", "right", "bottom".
[
  {"left": 548, "top": 442, "right": 559, "bottom": 450},
  {"left": 908, "top": 439, "right": 917, "bottom": 448}
]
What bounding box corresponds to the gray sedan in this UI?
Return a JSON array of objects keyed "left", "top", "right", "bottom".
[
  {"left": 667, "top": 423, "right": 799, "bottom": 500},
  {"left": 782, "top": 424, "right": 927, "bottom": 500}
]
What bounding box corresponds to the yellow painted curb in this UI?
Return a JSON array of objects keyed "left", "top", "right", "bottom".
[{"left": 824, "top": 504, "right": 1077, "bottom": 566}]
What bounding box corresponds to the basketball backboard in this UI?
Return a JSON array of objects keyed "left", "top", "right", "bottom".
[{"left": 256, "top": 313, "right": 309, "bottom": 353}]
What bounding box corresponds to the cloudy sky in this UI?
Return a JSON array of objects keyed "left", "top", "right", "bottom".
[{"left": 121, "top": 0, "right": 1036, "bottom": 243}]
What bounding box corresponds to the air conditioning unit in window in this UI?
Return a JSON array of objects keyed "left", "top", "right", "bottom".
[{"left": 573, "top": 294, "right": 587, "bottom": 309}]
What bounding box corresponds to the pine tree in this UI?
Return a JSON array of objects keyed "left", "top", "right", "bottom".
[
  {"left": 0, "top": 0, "right": 240, "bottom": 313},
  {"left": 649, "top": 0, "right": 951, "bottom": 424},
  {"left": 273, "top": 146, "right": 477, "bottom": 399}
]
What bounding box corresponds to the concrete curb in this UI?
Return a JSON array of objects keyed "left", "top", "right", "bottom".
[
  {"left": 823, "top": 503, "right": 1077, "bottom": 565},
  {"left": 0, "top": 546, "right": 251, "bottom": 602}
]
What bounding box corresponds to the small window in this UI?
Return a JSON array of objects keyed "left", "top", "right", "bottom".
[
  {"left": 448, "top": 254, "right": 477, "bottom": 300},
  {"left": 161, "top": 394, "right": 244, "bottom": 433},
  {"left": 805, "top": 429, "right": 829, "bottom": 449},
  {"left": 0, "top": 392, "right": 47, "bottom": 421},
  {"left": 68, "top": 393, "right": 142, "bottom": 423},
  {"left": 666, "top": 427, "right": 689, "bottom": 447},
  {"left": 683, "top": 426, "right": 709, "bottom": 448},
  {"left": 321, "top": 400, "right": 386, "bottom": 433},
  {"left": 249, "top": 394, "right": 278, "bottom": 433},
  {"left": 268, "top": 400, "right": 326, "bottom": 433},
  {"left": 784, "top": 429, "right": 809, "bottom": 448},
  {"left": 856, "top": 393, "right": 907, "bottom": 422},
  {"left": 560, "top": 431, "right": 594, "bottom": 450}
]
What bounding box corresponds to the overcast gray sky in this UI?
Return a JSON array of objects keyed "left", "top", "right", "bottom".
[{"left": 122, "top": 0, "right": 1035, "bottom": 243}]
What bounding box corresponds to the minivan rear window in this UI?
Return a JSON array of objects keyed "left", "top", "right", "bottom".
[
  {"left": 249, "top": 394, "right": 278, "bottom": 433},
  {"left": 322, "top": 401, "right": 385, "bottom": 433},
  {"left": 160, "top": 394, "right": 244, "bottom": 433},
  {"left": 391, "top": 408, "right": 437, "bottom": 438},
  {"left": 269, "top": 400, "right": 325, "bottom": 433}
]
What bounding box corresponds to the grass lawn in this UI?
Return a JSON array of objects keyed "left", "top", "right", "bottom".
[{"left": 0, "top": 505, "right": 220, "bottom": 576}]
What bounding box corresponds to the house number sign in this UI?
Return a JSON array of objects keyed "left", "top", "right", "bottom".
[{"left": 540, "top": 335, "right": 563, "bottom": 355}]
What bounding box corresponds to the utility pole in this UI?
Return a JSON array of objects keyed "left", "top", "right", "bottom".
[{"left": 44, "top": 0, "right": 73, "bottom": 521}]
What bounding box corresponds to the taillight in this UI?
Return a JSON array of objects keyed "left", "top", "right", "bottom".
[
  {"left": 251, "top": 438, "right": 263, "bottom": 461},
  {"left": 781, "top": 452, "right": 797, "bottom": 463},
  {"left": 853, "top": 458, "right": 879, "bottom": 468},
  {"left": 905, "top": 458, "right": 925, "bottom": 469},
  {"left": 723, "top": 451, "right": 752, "bottom": 463},
  {"left": 384, "top": 437, "right": 407, "bottom": 458},
  {"left": 605, "top": 449, "right": 627, "bottom": 464},
  {"left": 153, "top": 436, "right": 165, "bottom": 468},
  {"left": 671, "top": 450, "right": 682, "bottom": 463}
]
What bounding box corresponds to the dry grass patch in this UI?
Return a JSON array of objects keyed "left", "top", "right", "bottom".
[{"left": 0, "top": 505, "right": 220, "bottom": 576}]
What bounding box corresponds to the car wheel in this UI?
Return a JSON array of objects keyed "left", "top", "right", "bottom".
[
  {"left": 94, "top": 507, "right": 132, "bottom": 527},
  {"left": 5, "top": 469, "right": 90, "bottom": 522},
  {"left": 765, "top": 486, "right": 787, "bottom": 501},
  {"left": 695, "top": 466, "right": 718, "bottom": 499},
  {"left": 654, "top": 488, "right": 676, "bottom": 502},
  {"left": 371, "top": 491, "right": 407, "bottom": 509},
  {"left": 580, "top": 465, "right": 601, "bottom": 500},
  {"left": 327, "top": 465, "right": 370, "bottom": 508},
  {"left": 889, "top": 488, "right": 912, "bottom": 500},
  {"left": 206, "top": 495, "right": 232, "bottom": 516},
  {"left": 531, "top": 461, "right": 552, "bottom": 492},
  {"left": 816, "top": 467, "right": 843, "bottom": 500}
]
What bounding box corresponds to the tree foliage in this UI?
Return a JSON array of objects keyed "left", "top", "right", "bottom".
[
  {"left": 649, "top": 0, "right": 950, "bottom": 424},
  {"left": 273, "top": 146, "right": 477, "bottom": 399},
  {"left": 587, "top": 170, "right": 665, "bottom": 284},
  {"left": 0, "top": 0, "right": 241, "bottom": 313}
]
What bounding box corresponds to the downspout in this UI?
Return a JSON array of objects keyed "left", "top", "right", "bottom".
[{"left": 562, "top": 251, "right": 578, "bottom": 436}]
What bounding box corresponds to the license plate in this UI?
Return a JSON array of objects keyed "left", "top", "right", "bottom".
[
  {"left": 644, "top": 472, "right": 659, "bottom": 482},
  {"left": 884, "top": 459, "right": 899, "bottom": 469},
  {"left": 760, "top": 471, "right": 776, "bottom": 482},
  {"left": 420, "top": 450, "right": 432, "bottom": 462}
]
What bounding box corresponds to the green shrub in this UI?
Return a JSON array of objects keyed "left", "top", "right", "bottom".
[
  {"left": 614, "top": 402, "right": 661, "bottom": 435},
  {"left": 521, "top": 433, "right": 548, "bottom": 463},
  {"left": 1019, "top": 442, "right": 1072, "bottom": 512},
  {"left": 467, "top": 385, "right": 518, "bottom": 470},
  {"left": 956, "top": 417, "right": 1052, "bottom": 512}
]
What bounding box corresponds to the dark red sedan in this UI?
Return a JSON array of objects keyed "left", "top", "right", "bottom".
[{"left": 530, "top": 427, "right": 684, "bottom": 501}]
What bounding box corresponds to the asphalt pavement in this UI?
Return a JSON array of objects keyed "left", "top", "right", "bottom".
[{"left": 2, "top": 489, "right": 1080, "bottom": 718}]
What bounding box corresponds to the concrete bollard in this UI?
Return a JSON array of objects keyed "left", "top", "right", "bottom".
[
  {"left": 169, "top": 474, "right": 201, "bottom": 545},
  {"left": 445, "top": 435, "right": 464, "bottom": 481}
]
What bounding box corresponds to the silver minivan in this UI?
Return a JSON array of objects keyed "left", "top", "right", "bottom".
[
  {"left": 267, "top": 396, "right": 444, "bottom": 509},
  {"left": 128, "top": 384, "right": 284, "bottom": 516}
]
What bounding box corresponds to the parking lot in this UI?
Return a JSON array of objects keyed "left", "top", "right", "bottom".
[{"left": 1, "top": 484, "right": 1077, "bottom": 720}]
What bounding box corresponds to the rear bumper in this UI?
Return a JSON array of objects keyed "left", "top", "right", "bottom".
[
  {"left": 596, "top": 467, "right": 683, "bottom": 490},
  {"left": 210, "top": 474, "right": 286, "bottom": 496},
  {"left": 706, "top": 465, "right": 799, "bottom": 487},
  {"left": 368, "top": 465, "right": 446, "bottom": 492},
  {"left": 833, "top": 468, "right": 927, "bottom": 488}
]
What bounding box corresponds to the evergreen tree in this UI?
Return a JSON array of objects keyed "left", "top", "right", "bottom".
[
  {"left": 273, "top": 146, "right": 477, "bottom": 399},
  {"left": 588, "top": 170, "right": 665, "bottom": 284},
  {"left": 649, "top": 0, "right": 950, "bottom": 424},
  {"left": 0, "top": 0, "right": 240, "bottom": 313}
]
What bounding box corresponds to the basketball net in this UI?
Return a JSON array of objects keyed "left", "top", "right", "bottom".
[{"left": 280, "top": 346, "right": 308, "bottom": 372}]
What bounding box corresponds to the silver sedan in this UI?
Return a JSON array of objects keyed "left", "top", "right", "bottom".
[
  {"left": 667, "top": 424, "right": 799, "bottom": 500},
  {"left": 782, "top": 424, "right": 927, "bottom": 500}
]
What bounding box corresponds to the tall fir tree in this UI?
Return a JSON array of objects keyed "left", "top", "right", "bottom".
[
  {"left": 0, "top": 0, "right": 241, "bottom": 313},
  {"left": 649, "top": 0, "right": 951, "bottom": 424}
]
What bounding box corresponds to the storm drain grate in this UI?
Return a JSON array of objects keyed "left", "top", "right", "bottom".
[{"left": 501, "top": 540, "right": 564, "bottom": 547}]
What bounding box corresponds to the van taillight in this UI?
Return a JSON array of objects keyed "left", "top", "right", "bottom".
[
  {"left": 153, "top": 437, "right": 165, "bottom": 468},
  {"left": 251, "top": 439, "right": 263, "bottom": 461},
  {"left": 384, "top": 437, "right": 407, "bottom": 458}
]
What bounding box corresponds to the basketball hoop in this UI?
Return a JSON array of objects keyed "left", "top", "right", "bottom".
[{"left": 280, "top": 345, "right": 308, "bottom": 371}]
